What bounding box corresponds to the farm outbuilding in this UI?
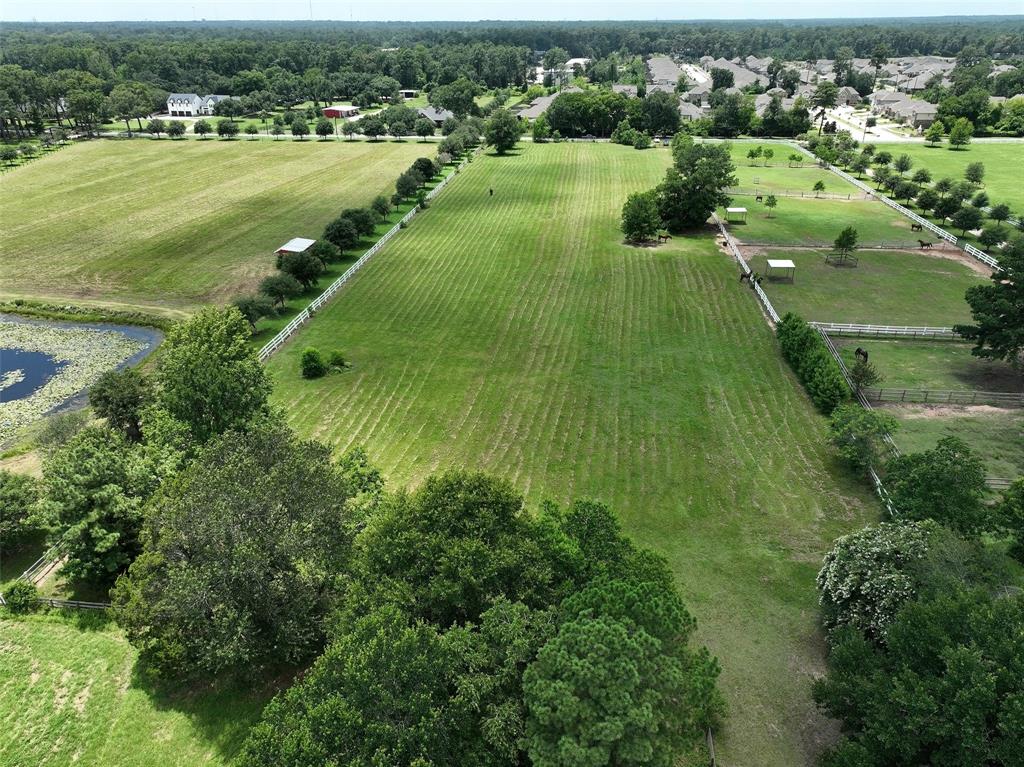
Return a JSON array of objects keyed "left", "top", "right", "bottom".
[
  {"left": 323, "top": 105, "right": 360, "bottom": 119},
  {"left": 276, "top": 238, "right": 316, "bottom": 255},
  {"left": 765, "top": 259, "right": 796, "bottom": 282},
  {"left": 726, "top": 207, "right": 748, "bottom": 223}
]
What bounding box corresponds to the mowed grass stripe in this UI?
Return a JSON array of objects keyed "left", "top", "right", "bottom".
[
  {"left": 267, "top": 143, "right": 877, "bottom": 766},
  {"left": 0, "top": 139, "right": 426, "bottom": 310}
]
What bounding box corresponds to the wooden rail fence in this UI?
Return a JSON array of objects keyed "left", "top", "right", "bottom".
[
  {"left": 809, "top": 322, "right": 958, "bottom": 340},
  {"left": 863, "top": 387, "right": 1023, "bottom": 407}
]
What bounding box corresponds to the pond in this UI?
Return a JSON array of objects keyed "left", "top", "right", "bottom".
[
  {"left": 0, "top": 348, "right": 68, "bottom": 402},
  {"left": 0, "top": 315, "right": 163, "bottom": 443}
]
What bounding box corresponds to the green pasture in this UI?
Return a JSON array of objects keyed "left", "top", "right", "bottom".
[
  {"left": 837, "top": 339, "right": 1024, "bottom": 392},
  {"left": 0, "top": 613, "right": 273, "bottom": 767},
  {"left": 752, "top": 247, "right": 986, "bottom": 325},
  {"left": 723, "top": 197, "right": 918, "bottom": 247},
  {"left": 887, "top": 406, "right": 1024, "bottom": 479},
  {"left": 724, "top": 141, "right": 837, "bottom": 193},
  {"left": 874, "top": 142, "right": 1024, "bottom": 212},
  {"left": 266, "top": 142, "right": 877, "bottom": 766},
  {"left": 0, "top": 138, "right": 426, "bottom": 314}
]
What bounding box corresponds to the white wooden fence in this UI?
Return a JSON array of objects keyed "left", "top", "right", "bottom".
[
  {"left": 791, "top": 144, "right": 1000, "bottom": 269},
  {"left": 809, "top": 322, "right": 958, "bottom": 340},
  {"left": 258, "top": 154, "right": 474, "bottom": 362},
  {"left": 863, "top": 387, "right": 1023, "bottom": 407},
  {"left": 712, "top": 213, "right": 780, "bottom": 324}
]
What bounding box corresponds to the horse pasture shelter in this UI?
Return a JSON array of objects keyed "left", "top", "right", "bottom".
[{"left": 276, "top": 238, "right": 316, "bottom": 255}]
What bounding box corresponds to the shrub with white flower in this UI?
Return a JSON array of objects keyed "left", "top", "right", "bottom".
[{"left": 817, "top": 520, "right": 937, "bottom": 642}]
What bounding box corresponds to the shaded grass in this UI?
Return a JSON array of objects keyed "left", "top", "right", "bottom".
[
  {"left": 0, "top": 613, "right": 275, "bottom": 767},
  {"left": 266, "top": 142, "right": 877, "bottom": 766},
  {"left": 874, "top": 142, "right": 1024, "bottom": 212},
  {"left": 722, "top": 197, "right": 918, "bottom": 247},
  {"left": 0, "top": 139, "right": 427, "bottom": 312},
  {"left": 751, "top": 248, "right": 986, "bottom": 325},
  {"left": 836, "top": 339, "right": 1024, "bottom": 392},
  {"left": 887, "top": 405, "right": 1024, "bottom": 478}
]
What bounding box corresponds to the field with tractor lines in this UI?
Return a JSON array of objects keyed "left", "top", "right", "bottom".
[
  {"left": 0, "top": 139, "right": 425, "bottom": 315},
  {"left": 267, "top": 142, "right": 877, "bottom": 766}
]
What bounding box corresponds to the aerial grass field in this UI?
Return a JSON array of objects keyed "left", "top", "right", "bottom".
[
  {"left": 751, "top": 247, "right": 987, "bottom": 325},
  {"left": 265, "top": 142, "right": 878, "bottom": 766},
  {"left": 0, "top": 613, "right": 273, "bottom": 767},
  {"left": 724, "top": 141, "right": 842, "bottom": 194},
  {"left": 875, "top": 142, "right": 1024, "bottom": 212},
  {"left": 723, "top": 197, "right": 917, "bottom": 247},
  {"left": 888, "top": 406, "right": 1024, "bottom": 479},
  {"left": 836, "top": 339, "right": 1024, "bottom": 392},
  {"left": 0, "top": 138, "right": 426, "bottom": 314}
]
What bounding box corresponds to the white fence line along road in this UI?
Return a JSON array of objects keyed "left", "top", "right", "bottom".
[
  {"left": 809, "top": 322, "right": 959, "bottom": 340},
  {"left": 790, "top": 144, "right": 1001, "bottom": 270},
  {"left": 258, "top": 152, "right": 476, "bottom": 362}
]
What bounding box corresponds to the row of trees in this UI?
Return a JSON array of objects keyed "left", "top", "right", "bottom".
[
  {"left": 2, "top": 300, "right": 726, "bottom": 766},
  {"left": 776, "top": 313, "right": 851, "bottom": 414}
]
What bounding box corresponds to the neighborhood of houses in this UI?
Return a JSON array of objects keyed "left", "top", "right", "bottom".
[{"left": 160, "top": 53, "right": 1017, "bottom": 136}]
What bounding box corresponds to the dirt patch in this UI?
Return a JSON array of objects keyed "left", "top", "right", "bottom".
[
  {"left": 53, "top": 668, "right": 73, "bottom": 713},
  {"left": 73, "top": 681, "right": 92, "bottom": 714},
  {"left": 881, "top": 403, "right": 1012, "bottom": 418},
  {"left": 737, "top": 242, "right": 994, "bottom": 277}
]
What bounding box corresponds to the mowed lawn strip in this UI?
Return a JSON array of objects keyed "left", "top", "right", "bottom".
[
  {"left": 266, "top": 142, "right": 877, "bottom": 766},
  {"left": 836, "top": 338, "right": 1024, "bottom": 392},
  {"left": 0, "top": 614, "right": 272, "bottom": 767},
  {"left": 752, "top": 247, "right": 986, "bottom": 325},
  {"left": 874, "top": 142, "right": 1024, "bottom": 212},
  {"left": 0, "top": 139, "right": 426, "bottom": 312}
]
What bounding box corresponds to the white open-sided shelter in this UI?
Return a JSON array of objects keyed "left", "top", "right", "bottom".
[
  {"left": 725, "top": 207, "right": 748, "bottom": 223},
  {"left": 766, "top": 258, "right": 796, "bottom": 282},
  {"left": 275, "top": 238, "right": 316, "bottom": 255}
]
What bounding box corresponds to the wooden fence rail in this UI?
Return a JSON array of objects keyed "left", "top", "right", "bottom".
[
  {"left": 809, "top": 322, "right": 958, "bottom": 340},
  {"left": 37, "top": 598, "right": 111, "bottom": 611},
  {"left": 725, "top": 186, "right": 869, "bottom": 201},
  {"left": 864, "top": 387, "right": 1023, "bottom": 407}
]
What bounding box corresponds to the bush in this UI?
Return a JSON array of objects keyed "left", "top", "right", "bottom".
[
  {"left": 3, "top": 580, "right": 39, "bottom": 613},
  {"left": 328, "top": 350, "right": 349, "bottom": 371},
  {"left": 776, "top": 313, "right": 850, "bottom": 413},
  {"left": 300, "top": 347, "right": 328, "bottom": 379},
  {"left": 817, "top": 521, "right": 936, "bottom": 641},
  {"left": 828, "top": 404, "right": 898, "bottom": 473},
  {"left": 0, "top": 470, "right": 41, "bottom": 551}
]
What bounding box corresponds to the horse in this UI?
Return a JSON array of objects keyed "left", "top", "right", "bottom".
[
  {"left": 855, "top": 347, "right": 869, "bottom": 362},
  {"left": 755, "top": 194, "right": 764, "bottom": 203},
  {"left": 739, "top": 272, "right": 750, "bottom": 283},
  {"left": 910, "top": 222, "right": 923, "bottom": 232},
  {"left": 918, "top": 239, "right": 933, "bottom": 249},
  {"left": 658, "top": 233, "right": 673, "bottom": 243}
]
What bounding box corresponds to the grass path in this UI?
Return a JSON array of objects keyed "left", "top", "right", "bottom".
[
  {"left": 267, "top": 142, "right": 877, "bottom": 766},
  {"left": 0, "top": 139, "right": 425, "bottom": 312}
]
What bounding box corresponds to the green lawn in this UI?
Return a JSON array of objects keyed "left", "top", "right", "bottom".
[
  {"left": 752, "top": 248, "right": 985, "bottom": 325},
  {"left": 874, "top": 142, "right": 1024, "bottom": 212},
  {"left": 265, "top": 142, "right": 877, "bottom": 766},
  {"left": 0, "top": 138, "right": 427, "bottom": 314},
  {"left": 837, "top": 339, "right": 1024, "bottom": 392},
  {"left": 888, "top": 406, "right": 1024, "bottom": 479},
  {"left": 723, "top": 197, "right": 918, "bottom": 247},
  {"left": 0, "top": 613, "right": 275, "bottom": 767},
  {"left": 724, "top": 141, "right": 839, "bottom": 194}
]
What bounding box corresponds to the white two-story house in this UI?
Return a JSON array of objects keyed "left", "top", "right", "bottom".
[{"left": 166, "top": 93, "right": 230, "bottom": 117}]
